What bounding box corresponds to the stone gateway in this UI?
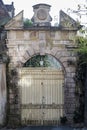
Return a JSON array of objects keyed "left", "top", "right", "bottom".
[{"left": 5, "top": 4, "right": 81, "bottom": 127}]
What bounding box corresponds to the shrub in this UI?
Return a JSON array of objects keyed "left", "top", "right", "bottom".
[{"left": 60, "top": 116, "right": 67, "bottom": 124}]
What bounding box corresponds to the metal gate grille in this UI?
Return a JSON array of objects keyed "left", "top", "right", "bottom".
[{"left": 18, "top": 67, "right": 64, "bottom": 125}]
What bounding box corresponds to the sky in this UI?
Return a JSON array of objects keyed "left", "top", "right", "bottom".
[{"left": 3, "top": 0, "right": 87, "bottom": 25}]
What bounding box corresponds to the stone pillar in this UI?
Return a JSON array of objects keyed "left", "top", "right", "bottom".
[
  {"left": 7, "top": 68, "right": 21, "bottom": 127},
  {"left": 64, "top": 67, "right": 76, "bottom": 124}
]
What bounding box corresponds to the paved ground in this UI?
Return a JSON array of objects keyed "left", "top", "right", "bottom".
[{"left": 0, "top": 126, "right": 87, "bottom": 130}]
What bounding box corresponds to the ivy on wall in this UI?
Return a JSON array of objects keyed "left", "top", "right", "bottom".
[{"left": 73, "top": 36, "right": 87, "bottom": 123}]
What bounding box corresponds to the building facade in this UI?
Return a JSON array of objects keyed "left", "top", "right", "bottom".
[
  {"left": 5, "top": 4, "right": 81, "bottom": 127},
  {"left": 0, "top": 0, "right": 15, "bottom": 126}
]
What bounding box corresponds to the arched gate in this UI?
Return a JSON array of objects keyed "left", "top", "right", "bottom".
[{"left": 18, "top": 55, "right": 64, "bottom": 125}]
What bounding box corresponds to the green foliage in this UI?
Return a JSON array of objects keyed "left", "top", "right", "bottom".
[
  {"left": 24, "top": 18, "right": 33, "bottom": 27},
  {"left": 73, "top": 36, "right": 87, "bottom": 123},
  {"left": 23, "top": 55, "right": 50, "bottom": 67},
  {"left": 75, "top": 36, "right": 87, "bottom": 83},
  {"left": 76, "top": 36, "right": 87, "bottom": 55}
]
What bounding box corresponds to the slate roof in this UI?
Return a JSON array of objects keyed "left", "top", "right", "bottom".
[
  {"left": 0, "top": 0, "right": 12, "bottom": 27},
  {"left": 5, "top": 5, "right": 12, "bottom": 12},
  {"left": 0, "top": 0, "right": 9, "bottom": 16},
  {"left": 5, "top": 2, "right": 14, "bottom": 12}
]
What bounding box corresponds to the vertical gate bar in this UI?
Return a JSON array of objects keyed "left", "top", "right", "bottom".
[
  {"left": 58, "top": 80, "right": 59, "bottom": 105},
  {"left": 47, "top": 80, "right": 49, "bottom": 104},
  {"left": 33, "top": 75, "right": 35, "bottom": 104}
]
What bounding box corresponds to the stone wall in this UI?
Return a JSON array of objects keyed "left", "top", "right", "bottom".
[{"left": 0, "top": 64, "right": 7, "bottom": 126}]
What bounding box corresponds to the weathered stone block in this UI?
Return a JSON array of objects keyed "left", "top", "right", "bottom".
[{"left": 16, "top": 31, "right": 24, "bottom": 39}]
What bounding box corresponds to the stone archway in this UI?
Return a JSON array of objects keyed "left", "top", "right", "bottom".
[
  {"left": 7, "top": 44, "right": 76, "bottom": 126},
  {"left": 17, "top": 46, "right": 76, "bottom": 124}
]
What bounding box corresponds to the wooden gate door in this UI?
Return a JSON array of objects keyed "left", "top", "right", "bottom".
[{"left": 18, "top": 67, "right": 64, "bottom": 125}]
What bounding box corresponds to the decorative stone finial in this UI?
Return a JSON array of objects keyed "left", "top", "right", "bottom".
[{"left": 31, "top": 4, "right": 52, "bottom": 26}]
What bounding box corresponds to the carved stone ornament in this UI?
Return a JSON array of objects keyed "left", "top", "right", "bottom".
[{"left": 37, "top": 9, "right": 47, "bottom": 20}]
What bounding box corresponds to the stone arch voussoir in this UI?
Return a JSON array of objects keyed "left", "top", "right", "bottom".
[
  {"left": 20, "top": 48, "right": 36, "bottom": 64},
  {"left": 19, "top": 47, "right": 69, "bottom": 71}
]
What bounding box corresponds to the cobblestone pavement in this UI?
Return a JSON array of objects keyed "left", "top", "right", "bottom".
[{"left": 0, "top": 126, "right": 87, "bottom": 130}]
